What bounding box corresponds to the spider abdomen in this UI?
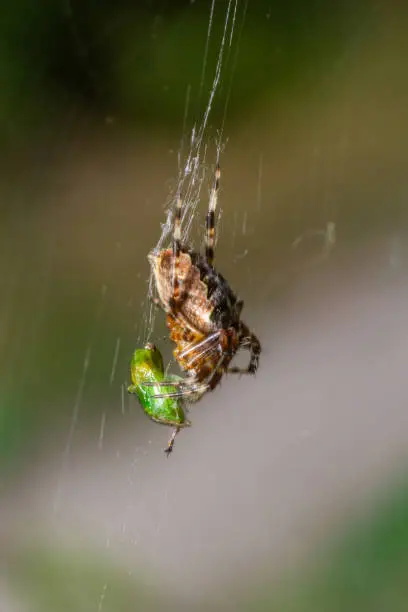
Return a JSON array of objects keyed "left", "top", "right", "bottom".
[
  {"left": 149, "top": 248, "right": 242, "bottom": 333},
  {"left": 166, "top": 313, "right": 239, "bottom": 384}
]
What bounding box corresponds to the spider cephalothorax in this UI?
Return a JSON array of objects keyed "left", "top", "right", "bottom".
[{"left": 148, "top": 165, "right": 261, "bottom": 401}]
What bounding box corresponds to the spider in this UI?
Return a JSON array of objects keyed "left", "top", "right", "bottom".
[{"left": 147, "top": 164, "right": 261, "bottom": 401}]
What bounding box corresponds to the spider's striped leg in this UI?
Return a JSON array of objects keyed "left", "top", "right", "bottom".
[
  {"left": 152, "top": 330, "right": 224, "bottom": 400},
  {"left": 161, "top": 337, "right": 225, "bottom": 399},
  {"left": 205, "top": 164, "right": 220, "bottom": 267},
  {"left": 227, "top": 325, "right": 261, "bottom": 376},
  {"left": 152, "top": 355, "right": 224, "bottom": 401},
  {"left": 170, "top": 192, "right": 183, "bottom": 308},
  {"left": 178, "top": 331, "right": 222, "bottom": 364}
]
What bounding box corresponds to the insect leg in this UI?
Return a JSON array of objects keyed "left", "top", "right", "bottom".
[
  {"left": 141, "top": 379, "right": 192, "bottom": 399},
  {"left": 152, "top": 383, "right": 208, "bottom": 400},
  {"left": 152, "top": 331, "right": 223, "bottom": 400},
  {"left": 228, "top": 327, "right": 261, "bottom": 375},
  {"left": 205, "top": 164, "right": 220, "bottom": 267},
  {"left": 178, "top": 331, "right": 222, "bottom": 364},
  {"left": 142, "top": 379, "right": 185, "bottom": 388}
]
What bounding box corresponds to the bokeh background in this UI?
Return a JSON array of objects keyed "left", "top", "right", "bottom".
[{"left": 2, "top": 1, "right": 408, "bottom": 610}]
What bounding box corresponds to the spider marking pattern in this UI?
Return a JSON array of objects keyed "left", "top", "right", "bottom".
[{"left": 148, "top": 164, "right": 261, "bottom": 401}]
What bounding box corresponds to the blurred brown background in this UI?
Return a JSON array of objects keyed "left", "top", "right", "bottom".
[{"left": 2, "top": 1, "right": 408, "bottom": 610}]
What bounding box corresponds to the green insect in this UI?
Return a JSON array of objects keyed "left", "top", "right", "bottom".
[{"left": 127, "top": 343, "right": 190, "bottom": 456}]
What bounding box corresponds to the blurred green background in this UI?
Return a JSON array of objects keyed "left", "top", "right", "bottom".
[{"left": 2, "top": 1, "right": 408, "bottom": 610}]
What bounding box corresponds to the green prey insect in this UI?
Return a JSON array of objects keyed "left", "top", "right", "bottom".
[{"left": 127, "top": 343, "right": 190, "bottom": 456}]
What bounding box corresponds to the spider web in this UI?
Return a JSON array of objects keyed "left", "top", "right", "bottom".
[
  {"left": 141, "top": 0, "right": 249, "bottom": 347},
  {"left": 48, "top": 0, "right": 250, "bottom": 517},
  {"left": 33, "top": 0, "right": 249, "bottom": 479}
]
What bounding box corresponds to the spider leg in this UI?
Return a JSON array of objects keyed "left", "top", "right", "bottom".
[
  {"left": 228, "top": 326, "right": 261, "bottom": 376},
  {"left": 227, "top": 366, "right": 253, "bottom": 375},
  {"left": 205, "top": 164, "right": 220, "bottom": 267},
  {"left": 152, "top": 330, "right": 225, "bottom": 401},
  {"left": 153, "top": 352, "right": 225, "bottom": 400},
  {"left": 170, "top": 192, "right": 183, "bottom": 307},
  {"left": 175, "top": 341, "right": 227, "bottom": 398},
  {"left": 178, "top": 331, "right": 222, "bottom": 364}
]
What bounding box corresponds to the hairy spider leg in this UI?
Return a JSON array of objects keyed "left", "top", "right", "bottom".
[
  {"left": 153, "top": 331, "right": 235, "bottom": 402},
  {"left": 149, "top": 330, "right": 227, "bottom": 401},
  {"left": 205, "top": 164, "right": 221, "bottom": 267},
  {"left": 164, "top": 426, "right": 180, "bottom": 456},
  {"left": 179, "top": 331, "right": 222, "bottom": 364},
  {"left": 147, "top": 331, "right": 223, "bottom": 398},
  {"left": 171, "top": 192, "right": 183, "bottom": 306},
  {"left": 151, "top": 327, "right": 260, "bottom": 401},
  {"left": 227, "top": 324, "right": 261, "bottom": 375}
]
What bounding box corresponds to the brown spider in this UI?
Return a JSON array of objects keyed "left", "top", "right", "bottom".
[{"left": 147, "top": 164, "right": 261, "bottom": 401}]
